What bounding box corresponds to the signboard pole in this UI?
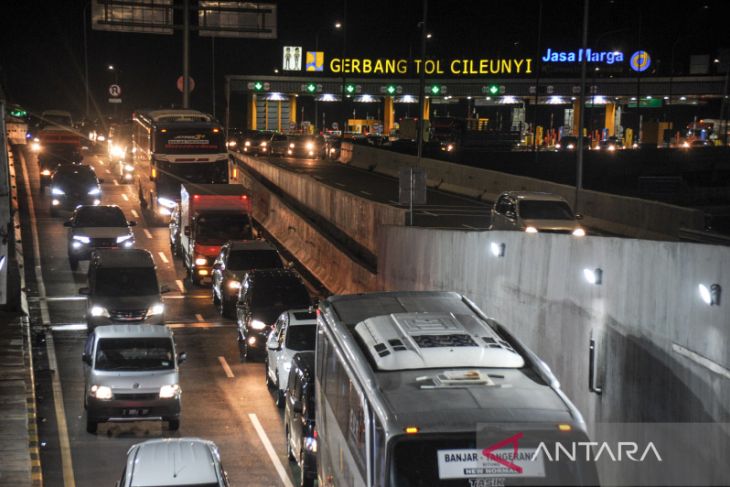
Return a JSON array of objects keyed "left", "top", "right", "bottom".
[
  {"left": 415, "top": 0, "right": 428, "bottom": 164},
  {"left": 409, "top": 168, "right": 414, "bottom": 226},
  {"left": 183, "top": 0, "right": 190, "bottom": 108},
  {"left": 575, "top": 0, "right": 589, "bottom": 213}
]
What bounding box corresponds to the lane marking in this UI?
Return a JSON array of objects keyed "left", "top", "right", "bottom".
[
  {"left": 157, "top": 251, "right": 169, "bottom": 264},
  {"left": 18, "top": 148, "right": 77, "bottom": 487},
  {"left": 122, "top": 193, "right": 129, "bottom": 201},
  {"left": 131, "top": 209, "right": 140, "bottom": 218},
  {"left": 218, "top": 356, "right": 235, "bottom": 378},
  {"left": 105, "top": 169, "right": 111, "bottom": 174},
  {"left": 164, "top": 294, "right": 210, "bottom": 300},
  {"left": 249, "top": 413, "right": 295, "bottom": 487},
  {"left": 360, "top": 190, "right": 372, "bottom": 196},
  {"left": 176, "top": 279, "right": 186, "bottom": 293},
  {"left": 195, "top": 313, "right": 204, "bottom": 322},
  {"left": 51, "top": 323, "right": 87, "bottom": 332},
  {"left": 32, "top": 296, "right": 87, "bottom": 302},
  {"left": 113, "top": 179, "right": 119, "bottom": 186},
  {"left": 143, "top": 229, "right": 153, "bottom": 239}
]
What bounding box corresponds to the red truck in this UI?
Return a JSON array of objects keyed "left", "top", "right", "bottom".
[
  {"left": 31, "top": 127, "right": 83, "bottom": 189},
  {"left": 170, "top": 183, "right": 255, "bottom": 285}
]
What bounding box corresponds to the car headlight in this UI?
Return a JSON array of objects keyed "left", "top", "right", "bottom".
[
  {"left": 289, "top": 142, "right": 295, "bottom": 149},
  {"left": 283, "top": 362, "right": 292, "bottom": 372},
  {"left": 90, "top": 385, "right": 113, "bottom": 400},
  {"left": 195, "top": 257, "right": 208, "bottom": 266},
  {"left": 90, "top": 305, "right": 109, "bottom": 317},
  {"left": 111, "top": 146, "right": 125, "bottom": 158},
  {"left": 97, "top": 135, "right": 106, "bottom": 142},
  {"left": 304, "top": 436, "right": 318, "bottom": 453},
  {"left": 116, "top": 235, "right": 133, "bottom": 244},
  {"left": 244, "top": 140, "right": 250, "bottom": 147},
  {"left": 41, "top": 169, "right": 52, "bottom": 176},
  {"left": 31, "top": 142, "right": 41, "bottom": 152},
  {"left": 250, "top": 319, "right": 267, "bottom": 330},
  {"left": 73, "top": 235, "right": 91, "bottom": 244},
  {"left": 306, "top": 142, "right": 314, "bottom": 150},
  {"left": 260, "top": 141, "right": 267, "bottom": 147},
  {"left": 228, "top": 280, "right": 242, "bottom": 290},
  {"left": 525, "top": 226, "right": 538, "bottom": 234},
  {"left": 159, "top": 384, "right": 180, "bottom": 399},
  {"left": 566, "top": 144, "right": 575, "bottom": 149},
  {"left": 88, "top": 187, "right": 101, "bottom": 195},
  {"left": 157, "top": 197, "right": 177, "bottom": 209},
  {"left": 147, "top": 303, "right": 165, "bottom": 316},
  {"left": 51, "top": 187, "right": 66, "bottom": 195},
  {"left": 124, "top": 164, "right": 134, "bottom": 172},
  {"left": 572, "top": 228, "right": 586, "bottom": 237}
]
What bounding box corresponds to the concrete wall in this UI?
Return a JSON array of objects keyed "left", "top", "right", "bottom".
[
  {"left": 378, "top": 226, "right": 730, "bottom": 426},
  {"left": 344, "top": 143, "right": 706, "bottom": 239},
  {"left": 231, "top": 152, "right": 406, "bottom": 255},
  {"left": 231, "top": 165, "right": 376, "bottom": 294}
]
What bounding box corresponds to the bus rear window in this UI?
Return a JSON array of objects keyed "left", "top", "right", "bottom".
[{"left": 156, "top": 130, "right": 225, "bottom": 154}]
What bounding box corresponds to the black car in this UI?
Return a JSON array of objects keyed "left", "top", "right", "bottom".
[
  {"left": 49, "top": 164, "right": 102, "bottom": 216},
  {"left": 234, "top": 129, "right": 274, "bottom": 156},
  {"left": 284, "top": 351, "right": 316, "bottom": 487},
  {"left": 556, "top": 135, "right": 592, "bottom": 151},
  {"left": 270, "top": 134, "right": 325, "bottom": 158},
  {"left": 212, "top": 240, "right": 285, "bottom": 317},
  {"left": 235, "top": 269, "right": 311, "bottom": 361}
]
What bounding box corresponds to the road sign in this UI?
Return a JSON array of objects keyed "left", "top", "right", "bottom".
[
  {"left": 108, "top": 84, "right": 122, "bottom": 97},
  {"left": 399, "top": 167, "right": 427, "bottom": 206},
  {"left": 177, "top": 76, "right": 196, "bottom": 93},
  {"left": 332, "top": 122, "right": 339, "bottom": 130},
  {"left": 108, "top": 98, "right": 122, "bottom": 104},
  {"left": 306, "top": 51, "right": 324, "bottom": 72},
  {"left": 283, "top": 46, "right": 303, "bottom": 71}
]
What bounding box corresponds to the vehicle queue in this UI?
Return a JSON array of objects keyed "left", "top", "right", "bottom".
[{"left": 36, "top": 107, "right": 595, "bottom": 486}]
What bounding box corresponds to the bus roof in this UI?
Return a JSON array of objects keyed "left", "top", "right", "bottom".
[
  {"left": 321, "top": 291, "right": 582, "bottom": 434},
  {"left": 135, "top": 109, "right": 214, "bottom": 124}
]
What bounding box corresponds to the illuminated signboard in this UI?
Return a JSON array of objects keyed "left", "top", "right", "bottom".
[
  {"left": 327, "top": 57, "right": 533, "bottom": 75},
  {"left": 541, "top": 48, "right": 625, "bottom": 64}
]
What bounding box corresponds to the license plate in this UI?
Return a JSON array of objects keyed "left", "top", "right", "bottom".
[{"left": 124, "top": 409, "right": 149, "bottom": 416}]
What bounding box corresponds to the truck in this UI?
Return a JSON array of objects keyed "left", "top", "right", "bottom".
[
  {"left": 32, "top": 127, "right": 83, "bottom": 189},
  {"left": 170, "top": 183, "right": 255, "bottom": 285}
]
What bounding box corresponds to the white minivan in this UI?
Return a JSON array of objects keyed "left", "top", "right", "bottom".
[{"left": 83, "top": 325, "right": 185, "bottom": 434}]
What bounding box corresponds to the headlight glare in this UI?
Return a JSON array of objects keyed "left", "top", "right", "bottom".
[
  {"left": 52, "top": 187, "right": 66, "bottom": 195},
  {"left": 159, "top": 384, "right": 180, "bottom": 399},
  {"left": 525, "top": 226, "right": 539, "bottom": 234},
  {"left": 73, "top": 235, "right": 91, "bottom": 244},
  {"left": 572, "top": 228, "right": 586, "bottom": 237},
  {"left": 90, "top": 305, "right": 109, "bottom": 317},
  {"left": 228, "top": 280, "right": 242, "bottom": 290},
  {"left": 195, "top": 257, "right": 208, "bottom": 266},
  {"left": 147, "top": 303, "right": 165, "bottom": 316},
  {"left": 116, "top": 235, "right": 133, "bottom": 244},
  {"left": 250, "top": 319, "right": 267, "bottom": 330},
  {"left": 91, "top": 385, "right": 113, "bottom": 400},
  {"left": 88, "top": 187, "right": 101, "bottom": 195}
]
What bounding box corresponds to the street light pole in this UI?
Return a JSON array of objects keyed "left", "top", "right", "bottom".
[
  {"left": 575, "top": 0, "right": 589, "bottom": 212},
  {"left": 415, "top": 0, "right": 428, "bottom": 163},
  {"left": 183, "top": 0, "right": 190, "bottom": 108},
  {"left": 83, "top": 1, "right": 90, "bottom": 120}
]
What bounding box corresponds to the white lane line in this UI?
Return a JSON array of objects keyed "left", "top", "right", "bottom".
[
  {"left": 105, "top": 169, "right": 111, "bottom": 174},
  {"left": 131, "top": 209, "right": 140, "bottom": 218},
  {"left": 176, "top": 279, "right": 186, "bottom": 293},
  {"left": 360, "top": 190, "right": 372, "bottom": 196},
  {"left": 335, "top": 182, "right": 346, "bottom": 187},
  {"left": 195, "top": 313, "right": 204, "bottom": 322},
  {"left": 51, "top": 324, "right": 88, "bottom": 332},
  {"left": 18, "top": 149, "right": 77, "bottom": 486},
  {"left": 37, "top": 296, "right": 87, "bottom": 302},
  {"left": 157, "top": 251, "right": 169, "bottom": 264},
  {"left": 143, "top": 229, "right": 153, "bottom": 239},
  {"left": 122, "top": 193, "right": 129, "bottom": 201},
  {"left": 218, "top": 356, "right": 235, "bottom": 378},
  {"left": 113, "top": 179, "right": 119, "bottom": 186},
  {"left": 248, "top": 414, "right": 295, "bottom": 487}
]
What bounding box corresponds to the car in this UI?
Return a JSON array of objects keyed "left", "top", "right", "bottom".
[
  {"left": 107, "top": 121, "right": 135, "bottom": 182},
  {"left": 79, "top": 249, "right": 169, "bottom": 332},
  {"left": 233, "top": 129, "right": 273, "bottom": 155},
  {"left": 597, "top": 136, "right": 623, "bottom": 151},
  {"left": 556, "top": 135, "right": 592, "bottom": 150},
  {"left": 49, "top": 164, "right": 101, "bottom": 215},
  {"left": 268, "top": 133, "right": 290, "bottom": 156},
  {"left": 82, "top": 324, "right": 185, "bottom": 434},
  {"left": 64, "top": 205, "right": 136, "bottom": 269},
  {"left": 211, "top": 240, "right": 285, "bottom": 317},
  {"left": 271, "top": 134, "right": 325, "bottom": 158},
  {"left": 118, "top": 438, "right": 229, "bottom": 487},
  {"left": 283, "top": 351, "right": 317, "bottom": 487},
  {"left": 265, "top": 309, "right": 317, "bottom": 407},
  {"left": 683, "top": 139, "right": 712, "bottom": 148},
  {"left": 489, "top": 191, "right": 586, "bottom": 236},
  {"left": 235, "top": 268, "right": 312, "bottom": 361}
]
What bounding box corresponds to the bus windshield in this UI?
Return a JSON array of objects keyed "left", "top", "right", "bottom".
[{"left": 155, "top": 129, "right": 225, "bottom": 154}]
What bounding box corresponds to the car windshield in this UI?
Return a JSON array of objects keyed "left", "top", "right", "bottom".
[
  {"left": 53, "top": 171, "right": 97, "bottom": 188},
  {"left": 196, "top": 214, "right": 253, "bottom": 245},
  {"left": 94, "top": 338, "right": 173, "bottom": 371},
  {"left": 95, "top": 268, "right": 159, "bottom": 296},
  {"left": 251, "top": 279, "right": 310, "bottom": 308},
  {"left": 75, "top": 207, "right": 127, "bottom": 227},
  {"left": 227, "top": 249, "right": 282, "bottom": 271},
  {"left": 285, "top": 325, "right": 316, "bottom": 351},
  {"left": 518, "top": 200, "right": 574, "bottom": 220}
]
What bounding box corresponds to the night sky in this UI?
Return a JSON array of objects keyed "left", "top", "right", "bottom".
[{"left": 1, "top": 0, "right": 729, "bottom": 121}]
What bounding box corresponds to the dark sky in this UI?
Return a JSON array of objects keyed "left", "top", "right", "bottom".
[{"left": 1, "top": 0, "right": 729, "bottom": 120}]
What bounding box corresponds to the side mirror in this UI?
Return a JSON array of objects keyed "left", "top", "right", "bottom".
[
  {"left": 79, "top": 287, "right": 90, "bottom": 295},
  {"left": 82, "top": 353, "right": 91, "bottom": 365},
  {"left": 63, "top": 221, "right": 73, "bottom": 227},
  {"left": 160, "top": 285, "right": 171, "bottom": 294},
  {"left": 178, "top": 351, "right": 187, "bottom": 364},
  {"left": 292, "top": 399, "right": 303, "bottom": 414},
  {"left": 128, "top": 220, "right": 137, "bottom": 227},
  {"left": 183, "top": 226, "right": 191, "bottom": 237},
  {"left": 575, "top": 214, "right": 584, "bottom": 220}
]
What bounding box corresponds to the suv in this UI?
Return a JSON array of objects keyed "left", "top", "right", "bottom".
[
  {"left": 82, "top": 325, "right": 185, "bottom": 434},
  {"left": 118, "top": 438, "right": 229, "bottom": 487},
  {"left": 212, "top": 240, "right": 284, "bottom": 317},
  {"left": 49, "top": 164, "right": 101, "bottom": 215},
  {"left": 80, "top": 249, "right": 169, "bottom": 332},
  {"left": 235, "top": 269, "right": 312, "bottom": 361},
  {"left": 65, "top": 205, "right": 136, "bottom": 270},
  {"left": 284, "top": 351, "right": 317, "bottom": 487},
  {"left": 265, "top": 309, "right": 317, "bottom": 407},
  {"left": 489, "top": 191, "right": 586, "bottom": 236}
]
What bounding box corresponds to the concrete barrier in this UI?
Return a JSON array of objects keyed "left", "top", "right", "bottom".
[
  {"left": 231, "top": 152, "right": 406, "bottom": 255},
  {"left": 231, "top": 164, "right": 377, "bottom": 294},
  {"left": 378, "top": 226, "right": 730, "bottom": 428},
  {"left": 343, "top": 143, "right": 706, "bottom": 239}
]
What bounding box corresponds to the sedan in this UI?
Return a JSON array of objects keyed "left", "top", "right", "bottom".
[{"left": 64, "top": 205, "right": 136, "bottom": 270}]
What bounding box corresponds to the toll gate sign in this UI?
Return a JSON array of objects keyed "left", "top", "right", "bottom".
[{"left": 283, "top": 46, "right": 303, "bottom": 71}]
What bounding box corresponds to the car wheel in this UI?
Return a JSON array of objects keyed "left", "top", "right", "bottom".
[
  {"left": 286, "top": 427, "right": 296, "bottom": 462},
  {"left": 167, "top": 419, "right": 180, "bottom": 431},
  {"left": 275, "top": 387, "right": 285, "bottom": 409},
  {"left": 86, "top": 417, "right": 98, "bottom": 434},
  {"left": 69, "top": 256, "right": 79, "bottom": 271}
]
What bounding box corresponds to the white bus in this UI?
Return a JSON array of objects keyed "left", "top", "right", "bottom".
[
  {"left": 132, "top": 109, "right": 229, "bottom": 222},
  {"left": 315, "top": 291, "right": 598, "bottom": 486}
]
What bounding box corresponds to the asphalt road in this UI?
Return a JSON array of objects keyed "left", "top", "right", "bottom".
[{"left": 16, "top": 146, "right": 303, "bottom": 487}]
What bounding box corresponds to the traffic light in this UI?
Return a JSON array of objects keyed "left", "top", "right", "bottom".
[
  {"left": 386, "top": 85, "right": 397, "bottom": 95},
  {"left": 428, "top": 84, "right": 446, "bottom": 95},
  {"left": 345, "top": 84, "right": 356, "bottom": 95},
  {"left": 306, "top": 83, "right": 317, "bottom": 93},
  {"left": 483, "top": 84, "right": 505, "bottom": 95},
  {"left": 253, "top": 81, "right": 264, "bottom": 91}
]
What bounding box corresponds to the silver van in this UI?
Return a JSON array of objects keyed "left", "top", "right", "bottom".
[{"left": 82, "top": 324, "right": 185, "bottom": 434}]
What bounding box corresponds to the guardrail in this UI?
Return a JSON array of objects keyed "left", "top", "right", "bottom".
[{"left": 679, "top": 227, "right": 730, "bottom": 245}]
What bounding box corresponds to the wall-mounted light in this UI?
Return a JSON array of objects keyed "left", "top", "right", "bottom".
[
  {"left": 699, "top": 284, "right": 721, "bottom": 306},
  {"left": 490, "top": 242, "right": 505, "bottom": 258},
  {"left": 583, "top": 268, "right": 603, "bottom": 285}
]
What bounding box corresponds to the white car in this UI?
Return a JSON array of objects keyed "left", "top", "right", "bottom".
[
  {"left": 489, "top": 191, "right": 586, "bottom": 236},
  {"left": 118, "top": 438, "right": 229, "bottom": 487},
  {"left": 265, "top": 309, "right": 317, "bottom": 408},
  {"left": 64, "top": 205, "right": 136, "bottom": 270}
]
